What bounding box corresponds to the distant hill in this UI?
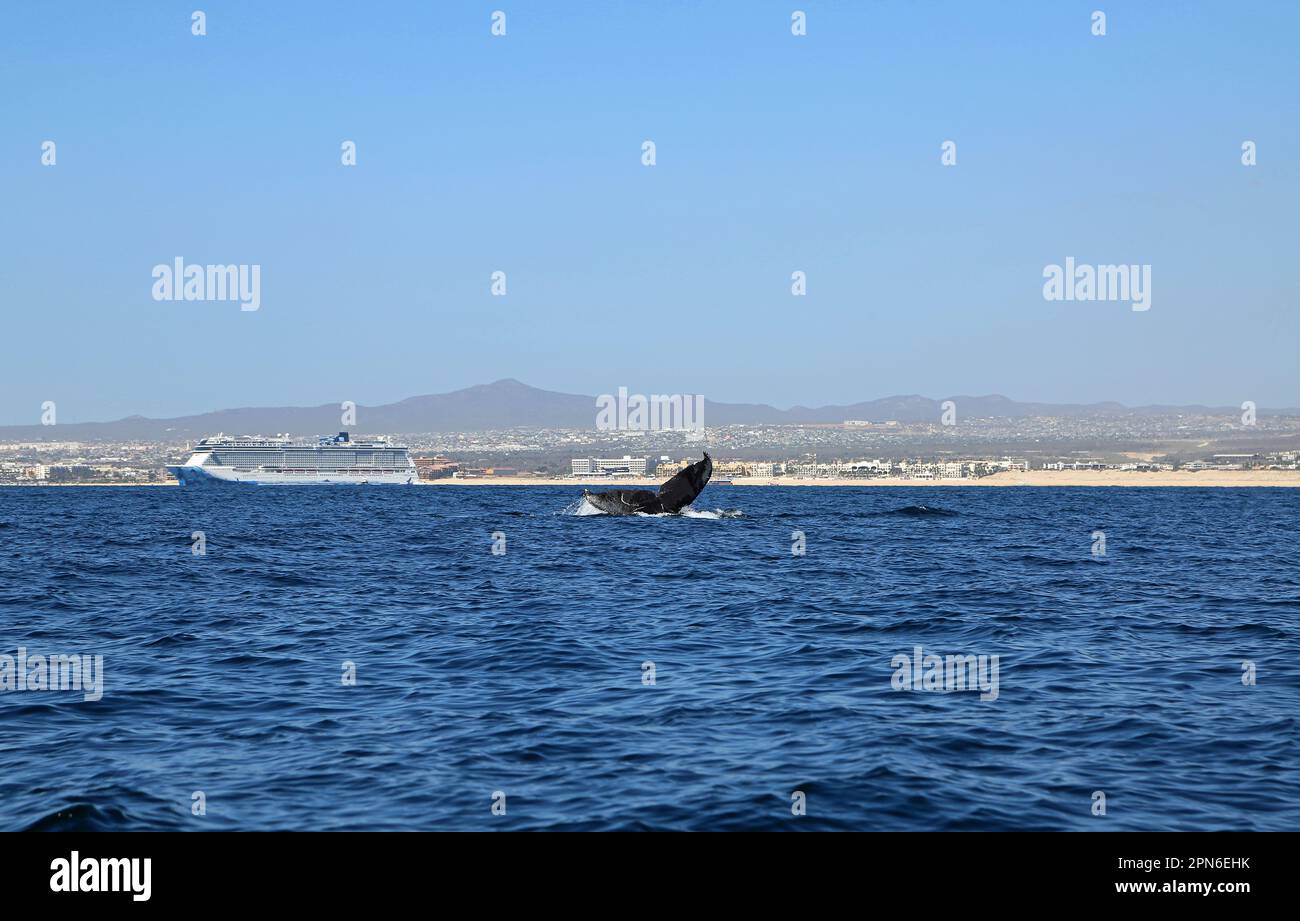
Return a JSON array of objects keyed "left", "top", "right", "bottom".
[{"left": 0, "top": 379, "right": 1282, "bottom": 440}]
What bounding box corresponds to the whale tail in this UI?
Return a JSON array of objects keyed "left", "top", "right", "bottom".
[
  {"left": 581, "top": 453, "right": 712, "bottom": 515},
  {"left": 654, "top": 452, "right": 712, "bottom": 511}
]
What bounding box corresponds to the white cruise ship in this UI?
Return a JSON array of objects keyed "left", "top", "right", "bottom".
[{"left": 168, "top": 432, "right": 417, "bottom": 485}]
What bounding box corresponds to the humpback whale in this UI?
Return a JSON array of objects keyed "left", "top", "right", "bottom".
[{"left": 582, "top": 453, "right": 713, "bottom": 515}]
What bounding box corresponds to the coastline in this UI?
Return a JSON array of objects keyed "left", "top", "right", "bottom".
[
  {"left": 422, "top": 470, "right": 1300, "bottom": 488},
  {"left": 0, "top": 481, "right": 179, "bottom": 487},
  {"left": 7, "top": 471, "right": 1299, "bottom": 488}
]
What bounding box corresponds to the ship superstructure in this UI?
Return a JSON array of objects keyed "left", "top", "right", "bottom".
[{"left": 168, "top": 432, "right": 417, "bottom": 485}]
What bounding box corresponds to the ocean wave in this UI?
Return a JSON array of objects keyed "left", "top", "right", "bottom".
[
  {"left": 877, "top": 505, "right": 959, "bottom": 517},
  {"left": 22, "top": 802, "right": 138, "bottom": 832}
]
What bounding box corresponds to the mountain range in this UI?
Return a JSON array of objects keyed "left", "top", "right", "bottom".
[{"left": 0, "top": 379, "right": 1283, "bottom": 440}]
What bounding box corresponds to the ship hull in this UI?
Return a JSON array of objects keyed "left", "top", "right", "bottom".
[{"left": 168, "top": 465, "right": 416, "bottom": 486}]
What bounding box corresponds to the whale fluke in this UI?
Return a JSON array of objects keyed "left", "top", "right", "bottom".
[{"left": 581, "top": 453, "right": 712, "bottom": 515}]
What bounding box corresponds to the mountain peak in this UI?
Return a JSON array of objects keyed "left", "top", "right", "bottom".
[{"left": 481, "top": 378, "right": 530, "bottom": 390}]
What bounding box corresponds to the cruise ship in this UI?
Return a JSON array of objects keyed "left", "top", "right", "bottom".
[{"left": 168, "top": 432, "right": 417, "bottom": 485}]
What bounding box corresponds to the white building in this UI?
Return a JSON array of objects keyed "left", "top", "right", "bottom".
[{"left": 571, "top": 456, "right": 648, "bottom": 477}]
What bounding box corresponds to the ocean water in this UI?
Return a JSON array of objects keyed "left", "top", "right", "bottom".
[{"left": 1, "top": 485, "right": 1297, "bottom": 831}]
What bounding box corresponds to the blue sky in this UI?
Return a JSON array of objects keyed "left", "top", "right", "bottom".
[{"left": 2, "top": 1, "right": 1297, "bottom": 424}]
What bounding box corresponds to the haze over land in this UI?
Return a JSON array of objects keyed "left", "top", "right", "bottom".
[{"left": 0, "top": 378, "right": 1295, "bottom": 440}]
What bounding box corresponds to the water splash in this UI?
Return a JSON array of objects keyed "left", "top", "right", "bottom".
[
  {"left": 561, "top": 496, "right": 605, "bottom": 516},
  {"left": 679, "top": 506, "right": 744, "bottom": 519},
  {"left": 563, "top": 498, "right": 743, "bottom": 519}
]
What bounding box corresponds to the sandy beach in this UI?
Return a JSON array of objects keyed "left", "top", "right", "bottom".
[{"left": 424, "top": 470, "right": 1300, "bottom": 488}]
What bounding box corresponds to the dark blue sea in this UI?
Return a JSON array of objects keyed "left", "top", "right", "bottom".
[{"left": 2, "top": 485, "right": 1297, "bottom": 831}]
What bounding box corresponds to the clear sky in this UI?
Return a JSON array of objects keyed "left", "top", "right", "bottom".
[{"left": 2, "top": 1, "right": 1297, "bottom": 424}]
